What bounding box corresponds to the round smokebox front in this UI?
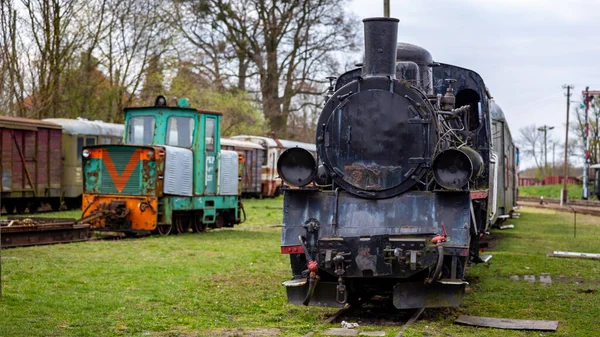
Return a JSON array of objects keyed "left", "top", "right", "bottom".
[{"left": 321, "top": 79, "right": 434, "bottom": 198}]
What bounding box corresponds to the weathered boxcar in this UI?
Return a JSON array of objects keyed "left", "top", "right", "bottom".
[
  {"left": 230, "top": 135, "right": 316, "bottom": 197},
  {"left": 221, "top": 138, "right": 264, "bottom": 197},
  {"left": 42, "top": 118, "right": 124, "bottom": 209},
  {"left": 80, "top": 97, "right": 242, "bottom": 235},
  {"left": 0, "top": 116, "right": 62, "bottom": 213}
]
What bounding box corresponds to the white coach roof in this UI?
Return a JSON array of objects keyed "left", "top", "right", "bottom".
[
  {"left": 42, "top": 118, "right": 124, "bottom": 137},
  {"left": 231, "top": 135, "right": 316, "bottom": 153}
]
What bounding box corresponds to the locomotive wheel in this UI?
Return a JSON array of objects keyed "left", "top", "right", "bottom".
[
  {"left": 192, "top": 214, "right": 207, "bottom": 233},
  {"left": 49, "top": 199, "right": 62, "bottom": 212},
  {"left": 27, "top": 201, "right": 39, "bottom": 214},
  {"left": 175, "top": 215, "right": 192, "bottom": 234},
  {"left": 156, "top": 224, "right": 172, "bottom": 236},
  {"left": 15, "top": 203, "right": 26, "bottom": 214},
  {"left": 215, "top": 213, "right": 225, "bottom": 229},
  {"left": 3, "top": 201, "right": 15, "bottom": 215}
]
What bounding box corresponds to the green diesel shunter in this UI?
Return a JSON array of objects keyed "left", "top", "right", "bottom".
[{"left": 81, "top": 96, "right": 242, "bottom": 235}]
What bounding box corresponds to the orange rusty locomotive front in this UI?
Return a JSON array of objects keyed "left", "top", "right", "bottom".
[{"left": 81, "top": 145, "right": 164, "bottom": 233}]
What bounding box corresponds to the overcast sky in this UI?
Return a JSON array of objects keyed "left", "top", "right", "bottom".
[{"left": 348, "top": 0, "right": 600, "bottom": 169}]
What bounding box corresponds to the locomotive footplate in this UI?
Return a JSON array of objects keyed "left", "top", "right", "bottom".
[
  {"left": 393, "top": 281, "right": 465, "bottom": 309},
  {"left": 284, "top": 279, "right": 345, "bottom": 308}
]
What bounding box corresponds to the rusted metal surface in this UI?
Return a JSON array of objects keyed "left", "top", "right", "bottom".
[
  {"left": 470, "top": 190, "right": 488, "bottom": 199},
  {"left": 81, "top": 194, "right": 158, "bottom": 232},
  {"left": 0, "top": 217, "right": 89, "bottom": 248}
]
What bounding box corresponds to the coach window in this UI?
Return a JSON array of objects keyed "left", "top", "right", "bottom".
[
  {"left": 127, "top": 116, "right": 155, "bottom": 145},
  {"left": 166, "top": 116, "right": 194, "bottom": 147},
  {"left": 205, "top": 118, "right": 215, "bottom": 151},
  {"left": 77, "top": 137, "right": 84, "bottom": 164},
  {"left": 85, "top": 137, "right": 96, "bottom": 146}
]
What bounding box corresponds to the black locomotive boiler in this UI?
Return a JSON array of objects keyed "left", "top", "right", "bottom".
[{"left": 277, "top": 17, "right": 516, "bottom": 309}]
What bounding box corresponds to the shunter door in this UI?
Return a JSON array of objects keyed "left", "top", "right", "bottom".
[{"left": 204, "top": 117, "right": 217, "bottom": 195}]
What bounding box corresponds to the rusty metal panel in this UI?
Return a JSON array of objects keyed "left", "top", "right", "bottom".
[
  {"left": 11, "top": 129, "right": 24, "bottom": 191},
  {"left": 37, "top": 128, "right": 49, "bottom": 188},
  {"left": 1, "top": 130, "right": 12, "bottom": 191},
  {"left": 49, "top": 129, "right": 62, "bottom": 189}
]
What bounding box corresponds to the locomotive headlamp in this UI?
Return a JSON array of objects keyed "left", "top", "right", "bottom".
[
  {"left": 432, "top": 147, "right": 483, "bottom": 190},
  {"left": 82, "top": 149, "right": 90, "bottom": 158},
  {"left": 277, "top": 147, "right": 316, "bottom": 187},
  {"left": 147, "top": 150, "right": 154, "bottom": 159}
]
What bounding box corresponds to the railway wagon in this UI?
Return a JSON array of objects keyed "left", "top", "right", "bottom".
[
  {"left": 489, "top": 102, "right": 519, "bottom": 225},
  {"left": 42, "top": 118, "right": 124, "bottom": 209},
  {"left": 80, "top": 97, "right": 242, "bottom": 235},
  {"left": 0, "top": 116, "right": 62, "bottom": 214},
  {"left": 230, "top": 135, "right": 316, "bottom": 197},
  {"left": 221, "top": 138, "right": 264, "bottom": 197},
  {"left": 276, "top": 17, "right": 518, "bottom": 310}
]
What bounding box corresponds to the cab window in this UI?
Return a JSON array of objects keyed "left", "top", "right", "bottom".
[
  {"left": 166, "top": 116, "right": 194, "bottom": 147},
  {"left": 127, "top": 116, "right": 155, "bottom": 145},
  {"left": 205, "top": 118, "right": 215, "bottom": 151}
]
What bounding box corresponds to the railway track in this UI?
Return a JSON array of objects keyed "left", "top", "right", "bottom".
[
  {"left": 0, "top": 217, "right": 90, "bottom": 248},
  {"left": 319, "top": 298, "right": 426, "bottom": 336},
  {"left": 518, "top": 196, "right": 600, "bottom": 217}
]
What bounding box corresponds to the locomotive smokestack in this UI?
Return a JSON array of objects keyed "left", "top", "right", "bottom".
[{"left": 362, "top": 17, "right": 399, "bottom": 78}]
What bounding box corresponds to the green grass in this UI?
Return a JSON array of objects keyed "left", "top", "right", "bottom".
[
  {"left": 519, "top": 184, "right": 584, "bottom": 200},
  {"left": 1, "top": 199, "right": 600, "bottom": 336}
]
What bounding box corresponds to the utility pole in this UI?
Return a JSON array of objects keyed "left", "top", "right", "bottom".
[
  {"left": 562, "top": 84, "right": 573, "bottom": 203},
  {"left": 383, "top": 0, "right": 390, "bottom": 17},
  {"left": 552, "top": 141, "right": 555, "bottom": 176},
  {"left": 538, "top": 125, "right": 554, "bottom": 178}
]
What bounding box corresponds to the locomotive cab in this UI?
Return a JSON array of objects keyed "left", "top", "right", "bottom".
[{"left": 81, "top": 97, "right": 241, "bottom": 235}]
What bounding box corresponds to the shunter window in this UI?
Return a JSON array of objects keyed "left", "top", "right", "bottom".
[
  {"left": 205, "top": 118, "right": 215, "bottom": 151},
  {"left": 127, "top": 116, "right": 155, "bottom": 145},
  {"left": 166, "top": 116, "right": 194, "bottom": 147}
]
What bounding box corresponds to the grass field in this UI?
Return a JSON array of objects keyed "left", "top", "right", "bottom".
[
  {"left": 519, "top": 184, "right": 584, "bottom": 200},
  {"left": 1, "top": 198, "right": 600, "bottom": 336}
]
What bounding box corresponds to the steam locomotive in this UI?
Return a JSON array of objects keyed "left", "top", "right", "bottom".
[{"left": 277, "top": 17, "right": 517, "bottom": 309}]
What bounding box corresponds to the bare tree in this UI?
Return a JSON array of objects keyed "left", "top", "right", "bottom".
[
  {"left": 97, "top": 0, "right": 171, "bottom": 121},
  {"left": 0, "top": 0, "right": 27, "bottom": 116},
  {"left": 518, "top": 124, "right": 544, "bottom": 173},
  {"left": 172, "top": 0, "right": 359, "bottom": 136},
  {"left": 20, "top": 0, "right": 90, "bottom": 118}
]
